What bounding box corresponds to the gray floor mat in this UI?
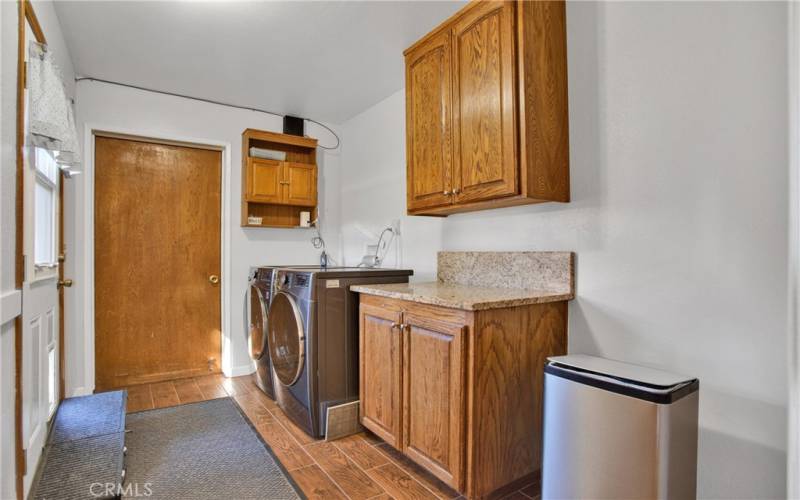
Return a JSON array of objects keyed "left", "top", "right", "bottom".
[
  {"left": 50, "top": 391, "right": 127, "bottom": 444},
  {"left": 32, "top": 432, "right": 125, "bottom": 500},
  {"left": 124, "top": 398, "right": 302, "bottom": 500}
]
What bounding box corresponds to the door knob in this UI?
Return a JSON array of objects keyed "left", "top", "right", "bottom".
[
  {"left": 209, "top": 275, "right": 220, "bottom": 285},
  {"left": 57, "top": 279, "right": 73, "bottom": 289}
]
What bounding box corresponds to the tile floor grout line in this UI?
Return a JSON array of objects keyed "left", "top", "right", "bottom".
[
  {"left": 375, "top": 448, "right": 449, "bottom": 500},
  {"left": 371, "top": 443, "right": 454, "bottom": 500},
  {"left": 258, "top": 398, "right": 352, "bottom": 500},
  {"left": 240, "top": 382, "right": 441, "bottom": 500},
  {"left": 329, "top": 437, "right": 391, "bottom": 497}
]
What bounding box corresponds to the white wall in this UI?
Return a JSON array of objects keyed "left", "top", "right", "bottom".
[
  {"left": 0, "top": 1, "right": 75, "bottom": 497},
  {"left": 339, "top": 90, "right": 443, "bottom": 278},
  {"left": 69, "top": 80, "right": 342, "bottom": 394},
  {"left": 338, "top": 2, "right": 789, "bottom": 498}
]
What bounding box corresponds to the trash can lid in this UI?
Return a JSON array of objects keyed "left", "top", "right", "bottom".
[{"left": 545, "top": 354, "right": 699, "bottom": 404}]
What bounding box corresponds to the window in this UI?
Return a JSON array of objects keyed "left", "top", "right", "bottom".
[{"left": 33, "top": 148, "right": 58, "bottom": 275}]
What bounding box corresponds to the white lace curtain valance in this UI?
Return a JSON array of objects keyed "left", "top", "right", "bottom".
[{"left": 27, "top": 41, "right": 80, "bottom": 167}]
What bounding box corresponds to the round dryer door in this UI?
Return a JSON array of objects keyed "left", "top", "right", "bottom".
[
  {"left": 248, "top": 284, "right": 269, "bottom": 360},
  {"left": 268, "top": 292, "right": 305, "bottom": 386}
]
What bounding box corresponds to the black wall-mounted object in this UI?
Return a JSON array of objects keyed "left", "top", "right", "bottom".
[{"left": 283, "top": 116, "right": 305, "bottom": 137}]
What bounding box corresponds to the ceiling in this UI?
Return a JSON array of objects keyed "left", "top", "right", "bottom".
[{"left": 54, "top": 1, "right": 465, "bottom": 124}]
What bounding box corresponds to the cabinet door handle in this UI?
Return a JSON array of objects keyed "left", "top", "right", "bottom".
[
  {"left": 280, "top": 181, "right": 290, "bottom": 185},
  {"left": 443, "top": 190, "right": 452, "bottom": 195},
  {"left": 453, "top": 188, "right": 461, "bottom": 194}
]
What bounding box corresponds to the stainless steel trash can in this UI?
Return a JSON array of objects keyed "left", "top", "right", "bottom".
[{"left": 542, "top": 355, "right": 699, "bottom": 500}]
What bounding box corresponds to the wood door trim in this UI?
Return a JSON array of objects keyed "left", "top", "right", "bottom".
[
  {"left": 16, "top": 2, "right": 48, "bottom": 498},
  {"left": 93, "top": 130, "right": 224, "bottom": 152}
]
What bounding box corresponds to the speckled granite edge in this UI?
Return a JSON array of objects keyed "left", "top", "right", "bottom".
[
  {"left": 351, "top": 282, "right": 573, "bottom": 311},
  {"left": 437, "top": 251, "right": 574, "bottom": 293}
]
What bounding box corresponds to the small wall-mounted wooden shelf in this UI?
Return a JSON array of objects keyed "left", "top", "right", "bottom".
[{"left": 241, "top": 129, "right": 318, "bottom": 228}]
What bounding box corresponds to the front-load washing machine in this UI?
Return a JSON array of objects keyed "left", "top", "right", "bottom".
[
  {"left": 268, "top": 267, "right": 413, "bottom": 438},
  {"left": 248, "top": 265, "right": 319, "bottom": 399}
]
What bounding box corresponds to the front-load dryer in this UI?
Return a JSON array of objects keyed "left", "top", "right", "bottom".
[
  {"left": 268, "top": 267, "right": 413, "bottom": 438},
  {"left": 248, "top": 267, "right": 277, "bottom": 398}
]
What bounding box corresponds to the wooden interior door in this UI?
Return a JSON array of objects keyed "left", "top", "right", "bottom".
[
  {"left": 284, "top": 162, "right": 317, "bottom": 206},
  {"left": 405, "top": 29, "right": 454, "bottom": 212},
  {"left": 402, "top": 312, "right": 465, "bottom": 490},
  {"left": 452, "top": 1, "right": 518, "bottom": 204},
  {"left": 94, "top": 136, "right": 222, "bottom": 390},
  {"left": 359, "top": 303, "right": 403, "bottom": 447},
  {"left": 247, "top": 158, "right": 283, "bottom": 203}
]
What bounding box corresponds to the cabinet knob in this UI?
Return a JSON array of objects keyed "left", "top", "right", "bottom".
[
  {"left": 443, "top": 190, "right": 452, "bottom": 196},
  {"left": 453, "top": 188, "right": 461, "bottom": 194}
]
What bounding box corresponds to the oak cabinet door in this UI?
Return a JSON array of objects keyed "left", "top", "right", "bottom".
[
  {"left": 402, "top": 313, "right": 466, "bottom": 490},
  {"left": 284, "top": 162, "right": 317, "bottom": 206},
  {"left": 452, "top": 1, "right": 518, "bottom": 204},
  {"left": 405, "top": 29, "right": 454, "bottom": 212},
  {"left": 360, "top": 303, "right": 403, "bottom": 447},
  {"left": 247, "top": 158, "right": 283, "bottom": 203}
]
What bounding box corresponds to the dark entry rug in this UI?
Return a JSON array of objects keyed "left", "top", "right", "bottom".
[{"left": 124, "top": 398, "right": 302, "bottom": 500}]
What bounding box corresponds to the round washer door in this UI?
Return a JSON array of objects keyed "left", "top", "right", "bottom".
[
  {"left": 268, "top": 291, "right": 305, "bottom": 386},
  {"left": 248, "top": 284, "right": 269, "bottom": 360}
]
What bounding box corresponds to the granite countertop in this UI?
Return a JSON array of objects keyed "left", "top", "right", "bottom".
[{"left": 350, "top": 281, "right": 574, "bottom": 311}]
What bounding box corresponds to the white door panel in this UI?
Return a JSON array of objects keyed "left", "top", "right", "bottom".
[{"left": 21, "top": 122, "right": 61, "bottom": 497}]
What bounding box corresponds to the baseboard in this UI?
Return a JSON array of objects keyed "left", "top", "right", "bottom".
[
  {"left": 69, "top": 386, "right": 93, "bottom": 397},
  {"left": 224, "top": 363, "right": 255, "bottom": 378}
]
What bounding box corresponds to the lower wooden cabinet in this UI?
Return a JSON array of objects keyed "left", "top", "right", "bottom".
[
  {"left": 359, "top": 303, "right": 402, "bottom": 448},
  {"left": 402, "top": 311, "right": 466, "bottom": 489},
  {"left": 358, "top": 294, "right": 568, "bottom": 498}
]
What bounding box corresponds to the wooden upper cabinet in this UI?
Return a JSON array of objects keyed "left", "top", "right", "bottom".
[
  {"left": 452, "top": 1, "right": 517, "bottom": 204},
  {"left": 284, "top": 162, "right": 317, "bottom": 206},
  {"left": 402, "top": 313, "right": 466, "bottom": 490},
  {"left": 247, "top": 158, "right": 283, "bottom": 203},
  {"left": 359, "top": 303, "right": 403, "bottom": 448},
  {"left": 241, "top": 129, "right": 318, "bottom": 228},
  {"left": 245, "top": 159, "right": 317, "bottom": 207},
  {"left": 404, "top": 0, "right": 569, "bottom": 216},
  {"left": 405, "top": 29, "right": 453, "bottom": 212}
]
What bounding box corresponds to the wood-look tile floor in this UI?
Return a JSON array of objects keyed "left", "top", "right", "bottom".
[{"left": 122, "top": 374, "right": 541, "bottom": 500}]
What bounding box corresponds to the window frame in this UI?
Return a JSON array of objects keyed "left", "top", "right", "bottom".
[{"left": 31, "top": 146, "right": 60, "bottom": 281}]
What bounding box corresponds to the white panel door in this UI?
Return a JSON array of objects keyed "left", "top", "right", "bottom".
[{"left": 21, "top": 144, "right": 61, "bottom": 496}]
